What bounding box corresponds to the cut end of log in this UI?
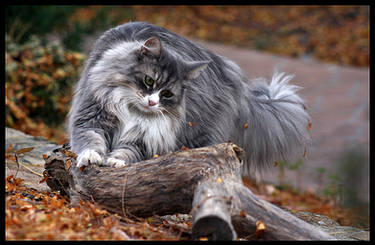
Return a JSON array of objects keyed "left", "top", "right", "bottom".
[{"left": 192, "top": 215, "right": 237, "bottom": 241}]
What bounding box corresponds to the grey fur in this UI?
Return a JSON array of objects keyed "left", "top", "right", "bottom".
[{"left": 68, "top": 22, "right": 311, "bottom": 176}]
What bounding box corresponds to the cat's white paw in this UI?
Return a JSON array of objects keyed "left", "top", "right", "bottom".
[
  {"left": 77, "top": 149, "right": 103, "bottom": 168},
  {"left": 106, "top": 157, "right": 127, "bottom": 168}
]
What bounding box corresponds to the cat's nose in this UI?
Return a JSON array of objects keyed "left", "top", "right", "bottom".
[{"left": 148, "top": 99, "right": 157, "bottom": 107}]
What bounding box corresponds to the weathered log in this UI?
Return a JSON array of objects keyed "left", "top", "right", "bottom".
[{"left": 44, "top": 143, "right": 335, "bottom": 240}]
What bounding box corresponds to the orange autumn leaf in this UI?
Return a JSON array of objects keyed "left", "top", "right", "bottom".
[
  {"left": 244, "top": 122, "right": 249, "bottom": 130},
  {"left": 39, "top": 176, "right": 49, "bottom": 184},
  {"left": 181, "top": 146, "right": 189, "bottom": 151},
  {"left": 39, "top": 171, "right": 49, "bottom": 183},
  {"left": 61, "top": 149, "right": 77, "bottom": 159},
  {"left": 307, "top": 122, "right": 312, "bottom": 130},
  {"left": 255, "top": 220, "right": 266, "bottom": 237},
  {"left": 65, "top": 159, "right": 72, "bottom": 171},
  {"left": 6, "top": 144, "right": 13, "bottom": 153},
  {"left": 16, "top": 147, "right": 34, "bottom": 155}
]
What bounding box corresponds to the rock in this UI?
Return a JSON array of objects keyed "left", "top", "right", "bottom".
[
  {"left": 5, "top": 127, "right": 60, "bottom": 166},
  {"left": 5, "top": 127, "right": 61, "bottom": 192}
]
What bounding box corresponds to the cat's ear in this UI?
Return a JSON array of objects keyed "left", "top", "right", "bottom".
[
  {"left": 141, "top": 37, "right": 162, "bottom": 58},
  {"left": 185, "top": 60, "right": 211, "bottom": 80}
]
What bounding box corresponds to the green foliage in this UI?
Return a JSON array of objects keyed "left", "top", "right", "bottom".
[
  {"left": 315, "top": 167, "right": 326, "bottom": 175},
  {"left": 319, "top": 145, "right": 369, "bottom": 216},
  {"left": 61, "top": 6, "right": 132, "bottom": 51},
  {"left": 6, "top": 5, "right": 133, "bottom": 51},
  {"left": 276, "top": 159, "right": 305, "bottom": 191},
  {"left": 334, "top": 146, "right": 368, "bottom": 209},
  {"left": 5, "top": 34, "right": 85, "bottom": 139},
  {"left": 322, "top": 173, "right": 344, "bottom": 200},
  {"left": 6, "top": 6, "right": 80, "bottom": 44},
  {"left": 276, "top": 159, "right": 304, "bottom": 170}
]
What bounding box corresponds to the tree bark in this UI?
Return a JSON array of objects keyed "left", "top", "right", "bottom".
[{"left": 44, "top": 143, "right": 335, "bottom": 240}]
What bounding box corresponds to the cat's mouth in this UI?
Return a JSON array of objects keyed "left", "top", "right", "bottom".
[{"left": 129, "top": 101, "right": 160, "bottom": 115}]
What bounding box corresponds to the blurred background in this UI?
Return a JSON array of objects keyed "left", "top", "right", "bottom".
[{"left": 5, "top": 5, "right": 369, "bottom": 228}]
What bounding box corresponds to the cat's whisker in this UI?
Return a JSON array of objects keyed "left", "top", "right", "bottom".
[
  {"left": 160, "top": 107, "right": 186, "bottom": 125},
  {"left": 125, "top": 97, "right": 142, "bottom": 110},
  {"left": 157, "top": 109, "right": 170, "bottom": 124},
  {"left": 128, "top": 102, "right": 142, "bottom": 111}
]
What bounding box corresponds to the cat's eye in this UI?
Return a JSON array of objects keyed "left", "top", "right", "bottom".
[
  {"left": 144, "top": 75, "right": 154, "bottom": 87},
  {"left": 161, "top": 90, "right": 174, "bottom": 98}
]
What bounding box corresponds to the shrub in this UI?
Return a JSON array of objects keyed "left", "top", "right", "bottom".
[{"left": 5, "top": 35, "right": 85, "bottom": 143}]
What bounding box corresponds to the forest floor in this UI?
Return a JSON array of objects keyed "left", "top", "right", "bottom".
[{"left": 5, "top": 172, "right": 369, "bottom": 240}]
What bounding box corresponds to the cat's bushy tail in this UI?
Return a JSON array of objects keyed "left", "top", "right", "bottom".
[{"left": 238, "top": 72, "right": 312, "bottom": 176}]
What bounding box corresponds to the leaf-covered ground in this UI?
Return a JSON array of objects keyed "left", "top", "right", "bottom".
[
  {"left": 5, "top": 173, "right": 369, "bottom": 240},
  {"left": 5, "top": 175, "right": 193, "bottom": 240},
  {"left": 74, "top": 6, "right": 368, "bottom": 67}
]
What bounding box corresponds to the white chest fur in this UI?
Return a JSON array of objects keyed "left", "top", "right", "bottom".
[{"left": 114, "top": 103, "right": 179, "bottom": 157}]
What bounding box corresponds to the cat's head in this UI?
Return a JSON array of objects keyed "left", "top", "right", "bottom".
[{"left": 88, "top": 36, "right": 209, "bottom": 119}]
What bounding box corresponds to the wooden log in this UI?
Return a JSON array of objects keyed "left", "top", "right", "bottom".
[
  {"left": 44, "top": 143, "right": 335, "bottom": 240},
  {"left": 190, "top": 144, "right": 244, "bottom": 240},
  {"left": 44, "top": 143, "right": 243, "bottom": 217}
]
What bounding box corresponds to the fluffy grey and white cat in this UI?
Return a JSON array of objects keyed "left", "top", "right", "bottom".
[{"left": 67, "top": 21, "right": 311, "bottom": 176}]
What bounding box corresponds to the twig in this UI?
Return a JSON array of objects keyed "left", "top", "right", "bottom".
[{"left": 7, "top": 158, "right": 43, "bottom": 177}]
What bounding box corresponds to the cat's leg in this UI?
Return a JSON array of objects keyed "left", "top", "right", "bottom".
[
  {"left": 105, "top": 143, "right": 144, "bottom": 167},
  {"left": 71, "top": 129, "right": 108, "bottom": 168}
]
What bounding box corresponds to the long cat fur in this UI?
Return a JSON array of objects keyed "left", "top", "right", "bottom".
[{"left": 67, "top": 21, "right": 311, "bottom": 176}]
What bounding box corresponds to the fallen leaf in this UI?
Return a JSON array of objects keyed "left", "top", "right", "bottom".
[
  {"left": 244, "top": 122, "right": 248, "bottom": 130},
  {"left": 65, "top": 159, "right": 71, "bottom": 171},
  {"left": 39, "top": 171, "right": 49, "bottom": 183},
  {"left": 199, "top": 237, "right": 208, "bottom": 241},
  {"left": 255, "top": 220, "right": 266, "bottom": 238},
  {"left": 6, "top": 144, "right": 14, "bottom": 154},
  {"left": 16, "top": 147, "right": 34, "bottom": 155},
  {"left": 307, "top": 122, "right": 312, "bottom": 130},
  {"left": 61, "top": 149, "right": 77, "bottom": 159}
]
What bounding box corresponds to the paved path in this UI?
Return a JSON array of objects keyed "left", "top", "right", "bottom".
[{"left": 198, "top": 40, "right": 369, "bottom": 199}]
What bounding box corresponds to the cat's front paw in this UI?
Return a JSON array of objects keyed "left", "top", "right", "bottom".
[
  {"left": 105, "top": 157, "right": 127, "bottom": 168},
  {"left": 77, "top": 149, "right": 103, "bottom": 168}
]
